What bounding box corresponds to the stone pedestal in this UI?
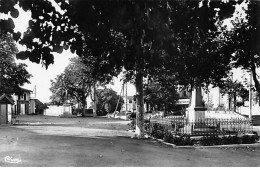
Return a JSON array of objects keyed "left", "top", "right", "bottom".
[
  {"left": 186, "top": 86, "right": 206, "bottom": 122},
  {"left": 63, "top": 103, "right": 72, "bottom": 115}
]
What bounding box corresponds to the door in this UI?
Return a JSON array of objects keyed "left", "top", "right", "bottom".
[
  {"left": 21, "top": 104, "right": 25, "bottom": 115},
  {"left": 0, "top": 104, "right": 7, "bottom": 124}
]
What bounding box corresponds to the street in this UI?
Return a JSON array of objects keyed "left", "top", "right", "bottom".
[{"left": 0, "top": 115, "right": 260, "bottom": 167}]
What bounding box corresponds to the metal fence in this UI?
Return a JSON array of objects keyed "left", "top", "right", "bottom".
[{"left": 148, "top": 116, "right": 253, "bottom": 136}]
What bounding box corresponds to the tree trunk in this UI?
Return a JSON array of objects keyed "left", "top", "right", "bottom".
[
  {"left": 251, "top": 62, "right": 260, "bottom": 96},
  {"left": 135, "top": 71, "right": 144, "bottom": 139},
  {"left": 228, "top": 94, "right": 231, "bottom": 111},
  {"left": 77, "top": 100, "right": 80, "bottom": 115},
  {"left": 234, "top": 92, "right": 236, "bottom": 112},
  {"left": 0, "top": 28, "right": 1, "bottom": 92},
  {"left": 259, "top": 94, "right": 260, "bottom": 106},
  {"left": 82, "top": 100, "right": 86, "bottom": 117},
  {"left": 93, "top": 82, "right": 97, "bottom": 117}
]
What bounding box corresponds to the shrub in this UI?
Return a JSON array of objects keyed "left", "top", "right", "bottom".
[
  {"left": 151, "top": 123, "right": 166, "bottom": 139},
  {"left": 126, "top": 112, "right": 136, "bottom": 120},
  {"left": 222, "top": 135, "right": 240, "bottom": 145},
  {"left": 241, "top": 135, "right": 258, "bottom": 144},
  {"left": 128, "top": 117, "right": 150, "bottom": 132},
  {"left": 144, "top": 119, "right": 151, "bottom": 134},
  {"left": 173, "top": 134, "right": 195, "bottom": 146},
  {"left": 144, "top": 120, "right": 259, "bottom": 146},
  {"left": 128, "top": 118, "right": 136, "bottom": 130},
  {"left": 200, "top": 135, "right": 217, "bottom": 146},
  {"left": 163, "top": 131, "right": 174, "bottom": 143},
  {"left": 252, "top": 131, "right": 259, "bottom": 142}
]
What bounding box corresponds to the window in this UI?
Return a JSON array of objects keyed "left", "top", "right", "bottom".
[{"left": 24, "top": 94, "right": 26, "bottom": 100}]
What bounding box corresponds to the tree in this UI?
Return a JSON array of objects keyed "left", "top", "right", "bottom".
[
  {"left": 0, "top": 33, "right": 31, "bottom": 96},
  {"left": 96, "top": 88, "right": 124, "bottom": 116},
  {"left": 144, "top": 78, "right": 179, "bottom": 113},
  {"left": 237, "top": 86, "right": 249, "bottom": 107},
  {"left": 1, "top": 0, "right": 242, "bottom": 139},
  {"left": 220, "top": 1, "right": 260, "bottom": 97},
  {"left": 49, "top": 57, "right": 93, "bottom": 116},
  {"left": 49, "top": 74, "right": 67, "bottom": 105},
  {"left": 34, "top": 99, "right": 48, "bottom": 115},
  {"left": 220, "top": 78, "right": 249, "bottom": 111}
]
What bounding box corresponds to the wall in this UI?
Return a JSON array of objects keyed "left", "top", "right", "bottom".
[
  {"left": 202, "top": 87, "right": 230, "bottom": 110},
  {"left": 45, "top": 105, "right": 63, "bottom": 116},
  {"left": 0, "top": 104, "right": 7, "bottom": 124},
  {"left": 29, "top": 100, "right": 35, "bottom": 114}
]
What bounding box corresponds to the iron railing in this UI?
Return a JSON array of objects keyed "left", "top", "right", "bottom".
[{"left": 148, "top": 116, "right": 253, "bottom": 136}]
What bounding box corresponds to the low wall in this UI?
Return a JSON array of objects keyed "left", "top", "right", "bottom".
[
  {"left": 45, "top": 105, "right": 63, "bottom": 116},
  {"left": 205, "top": 111, "right": 247, "bottom": 120}
]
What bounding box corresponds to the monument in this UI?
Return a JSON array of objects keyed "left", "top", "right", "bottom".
[{"left": 186, "top": 86, "right": 206, "bottom": 122}]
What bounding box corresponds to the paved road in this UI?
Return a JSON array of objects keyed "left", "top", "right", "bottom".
[{"left": 0, "top": 115, "right": 260, "bottom": 167}]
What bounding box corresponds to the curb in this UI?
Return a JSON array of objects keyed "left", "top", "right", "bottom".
[{"left": 148, "top": 136, "right": 260, "bottom": 149}]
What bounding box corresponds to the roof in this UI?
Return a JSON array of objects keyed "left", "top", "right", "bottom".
[
  {"left": 30, "top": 98, "right": 43, "bottom": 106},
  {"left": 0, "top": 94, "right": 14, "bottom": 104},
  {"left": 20, "top": 88, "right": 33, "bottom": 93}
]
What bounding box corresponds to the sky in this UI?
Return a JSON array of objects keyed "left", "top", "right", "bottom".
[{"left": 10, "top": 5, "right": 136, "bottom": 103}]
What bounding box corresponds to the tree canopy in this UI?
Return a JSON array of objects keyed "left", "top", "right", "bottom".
[
  {"left": 219, "top": 1, "right": 260, "bottom": 95},
  {"left": 49, "top": 56, "right": 94, "bottom": 116},
  {"left": 144, "top": 76, "right": 179, "bottom": 113},
  {"left": 96, "top": 88, "right": 124, "bottom": 116},
  {"left": 0, "top": 0, "right": 246, "bottom": 138},
  {"left": 0, "top": 33, "right": 31, "bottom": 96}
]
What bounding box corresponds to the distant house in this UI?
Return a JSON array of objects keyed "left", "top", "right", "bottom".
[
  {"left": 30, "top": 99, "right": 48, "bottom": 115},
  {"left": 11, "top": 88, "right": 33, "bottom": 115},
  {"left": 121, "top": 96, "right": 136, "bottom": 112}
]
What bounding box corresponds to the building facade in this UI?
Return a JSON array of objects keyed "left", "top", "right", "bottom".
[
  {"left": 121, "top": 96, "right": 137, "bottom": 112},
  {"left": 0, "top": 94, "right": 14, "bottom": 124},
  {"left": 11, "top": 88, "right": 35, "bottom": 115}
]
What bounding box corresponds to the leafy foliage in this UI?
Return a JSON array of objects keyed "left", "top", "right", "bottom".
[
  {"left": 220, "top": 1, "right": 260, "bottom": 95},
  {"left": 144, "top": 79, "right": 179, "bottom": 113},
  {"left": 49, "top": 57, "right": 94, "bottom": 116},
  {"left": 145, "top": 122, "right": 258, "bottom": 146},
  {"left": 0, "top": 0, "right": 244, "bottom": 138},
  {"left": 0, "top": 33, "right": 31, "bottom": 96},
  {"left": 96, "top": 88, "right": 124, "bottom": 116},
  {"left": 220, "top": 78, "right": 249, "bottom": 108},
  {"left": 200, "top": 134, "right": 258, "bottom": 146}
]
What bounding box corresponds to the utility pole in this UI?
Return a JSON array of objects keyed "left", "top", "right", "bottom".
[
  {"left": 231, "top": 72, "right": 234, "bottom": 114},
  {"left": 125, "top": 82, "right": 128, "bottom": 112},
  {"left": 34, "top": 85, "right": 36, "bottom": 98}
]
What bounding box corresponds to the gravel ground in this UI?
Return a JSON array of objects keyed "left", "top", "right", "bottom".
[{"left": 0, "top": 115, "right": 260, "bottom": 167}]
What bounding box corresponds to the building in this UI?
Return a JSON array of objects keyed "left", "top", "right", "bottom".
[
  {"left": 176, "top": 86, "right": 237, "bottom": 112},
  {"left": 202, "top": 86, "right": 230, "bottom": 110},
  {"left": 11, "top": 88, "right": 34, "bottom": 115},
  {"left": 0, "top": 87, "right": 45, "bottom": 122},
  {"left": 121, "top": 96, "right": 136, "bottom": 112},
  {"left": 176, "top": 87, "right": 191, "bottom": 111},
  {"left": 30, "top": 98, "right": 47, "bottom": 115},
  {"left": 0, "top": 94, "right": 14, "bottom": 124}
]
